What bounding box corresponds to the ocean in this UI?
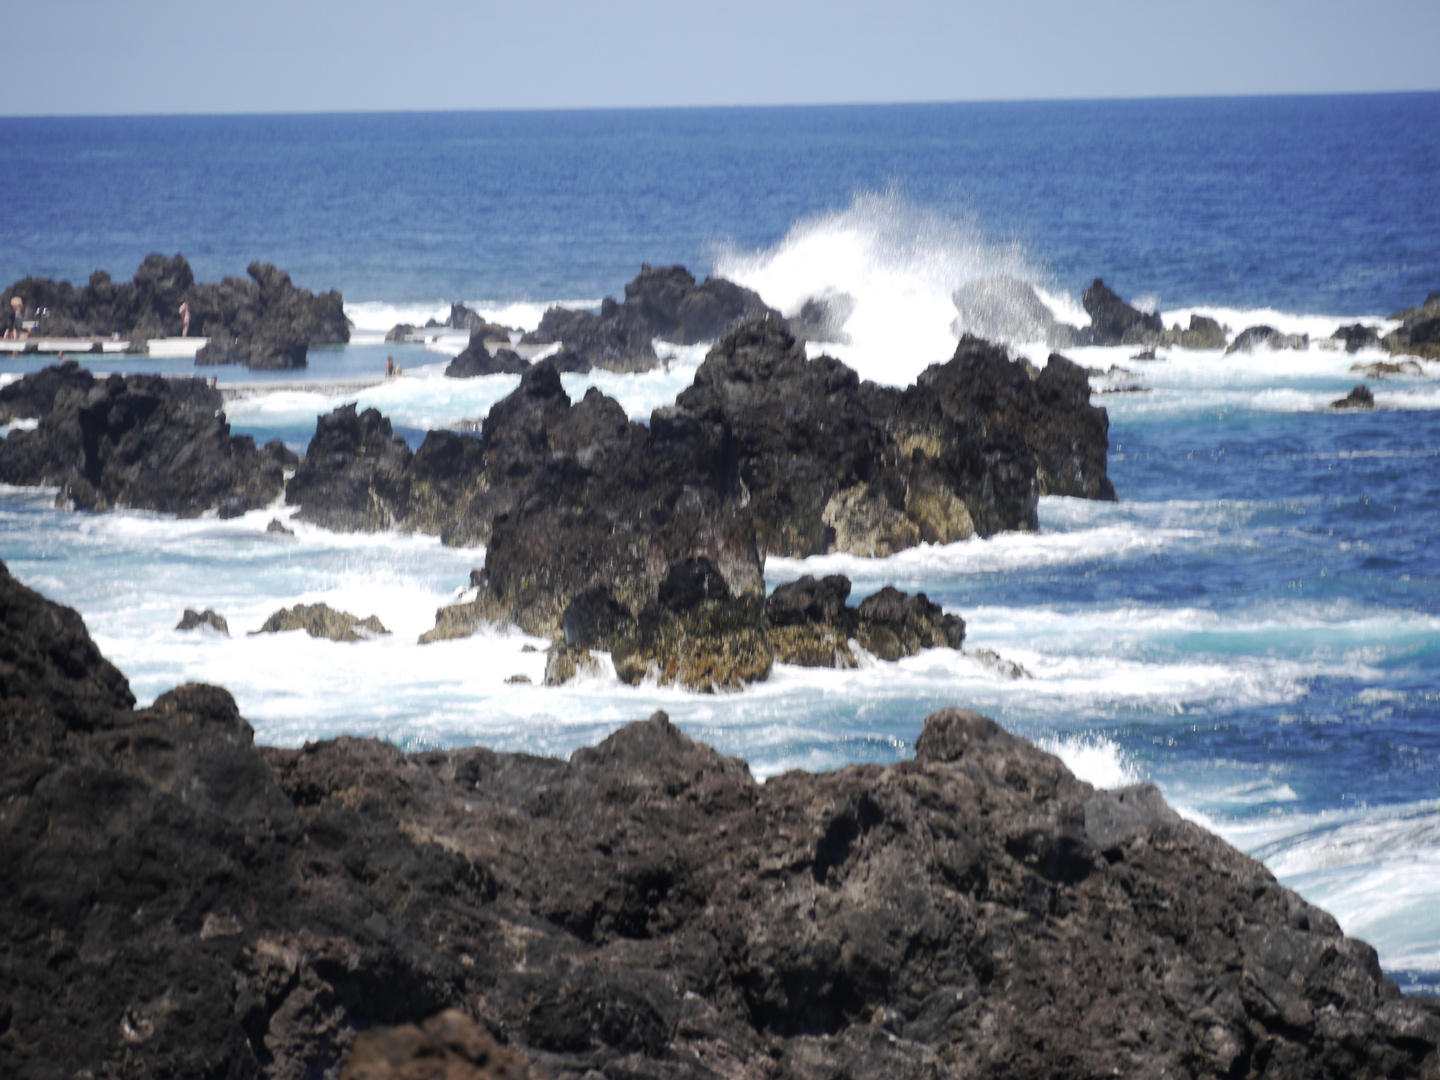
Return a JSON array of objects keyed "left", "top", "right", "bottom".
[{"left": 1, "top": 95, "right": 1438, "bottom": 993}]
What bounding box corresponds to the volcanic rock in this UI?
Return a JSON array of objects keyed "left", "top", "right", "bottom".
[
  {"left": 1333, "top": 323, "right": 1382, "bottom": 353},
  {"left": 765, "top": 574, "right": 965, "bottom": 667},
  {"left": 340, "top": 1010, "right": 545, "bottom": 1080},
  {"left": 786, "top": 291, "right": 857, "bottom": 344},
  {"left": 445, "top": 331, "right": 528, "bottom": 378},
  {"left": 0, "top": 359, "right": 96, "bottom": 423},
  {"left": 1332, "top": 384, "right": 1376, "bottom": 409},
  {"left": 286, "top": 403, "right": 415, "bottom": 532},
  {"left": 1, "top": 255, "right": 347, "bottom": 368},
  {"left": 542, "top": 644, "right": 603, "bottom": 686},
  {"left": 266, "top": 517, "right": 295, "bottom": 535},
  {"left": 176, "top": 608, "right": 230, "bottom": 635},
  {"left": 250, "top": 602, "right": 390, "bottom": 641},
  {"left": 950, "top": 276, "right": 1084, "bottom": 347},
  {"left": 1177, "top": 312, "right": 1228, "bottom": 349},
  {"left": 519, "top": 265, "right": 780, "bottom": 372},
  {"left": 2, "top": 564, "right": 1436, "bottom": 1080},
  {"left": 1226, "top": 325, "right": 1309, "bottom": 354},
  {"left": 1383, "top": 291, "right": 1440, "bottom": 360},
  {"left": 1081, "top": 278, "right": 1164, "bottom": 346},
  {"left": 0, "top": 364, "right": 284, "bottom": 517}
]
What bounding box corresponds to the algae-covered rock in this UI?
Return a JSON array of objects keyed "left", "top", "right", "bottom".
[{"left": 176, "top": 608, "right": 229, "bottom": 635}]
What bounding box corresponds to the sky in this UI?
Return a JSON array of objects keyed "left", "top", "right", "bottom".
[{"left": 4, "top": 0, "right": 1439, "bottom": 115}]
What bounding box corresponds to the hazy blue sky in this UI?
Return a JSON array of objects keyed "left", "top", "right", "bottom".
[{"left": 7, "top": 0, "right": 1439, "bottom": 115}]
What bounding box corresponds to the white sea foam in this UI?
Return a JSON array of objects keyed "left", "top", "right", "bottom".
[
  {"left": 715, "top": 190, "right": 1058, "bottom": 386},
  {"left": 1037, "top": 733, "right": 1141, "bottom": 789}
]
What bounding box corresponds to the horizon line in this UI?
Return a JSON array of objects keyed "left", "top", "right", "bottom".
[{"left": 3, "top": 87, "right": 1438, "bottom": 122}]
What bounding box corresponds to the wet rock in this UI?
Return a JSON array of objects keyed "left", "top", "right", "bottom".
[
  {"left": 445, "top": 304, "right": 515, "bottom": 341},
  {"left": 1351, "top": 359, "right": 1423, "bottom": 378},
  {"left": 519, "top": 264, "right": 780, "bottom": 372},
  {"left": 788, "top": 291, "right": 857, "bottom": 344},
  {"left": 340, "top": 1009, "right": 546, "bottom": 1080},
  {"left": 1332, "top": 384, "right": 1375, "bottom": 409},
  {"left": 385, "top": 323, "right": 416, "bottom": 342},
  {"left": 1081, "top": 278, "right": 1164, "bottom": 345},
  {"left": 0, "top": 364, "right": 283, "bottom": 517},
  {"left": 765, "top": 575, "right": 964, "bottom": 668},
  {"left": 250, "top": 602, "right": 390, "bottom": 642},
  {"left": 266, "top": 517, "right": 295, "bottom": 534},
  {"left": 1226, "top": 325, "right": 1309, "bottom": 354},
  {"left": 1177, "top": 312, "right": 1229, "bottom": 349},
  {"left": 175, "top": 608, "right": 229, "bottom": 635},
  {"left": 950, "top": 276, "right": 1081, "bottom": 347},
  {"left": 1382, "top": 291, "right": 1440, "bottom": 359},
  {"left": 971, "top": 646, "right": 1031, "bottom": 679},
  {"left": 1333, "top": 323, "right": 1382, "bottom": 353},
  {"left": 543, "top": 643, "right": 602, "bottom": 686},
  {"left": 264, "top": 438, "right": 301, "bottom": 469},
  {"left": 5, "top": 569, "right": 1436, "bottom": 1080},
  {"left": 561, "top": 583, "right": 638, "bottom": 649},
  {"left": 445, "top": 330, "right": 529, "bottom": 378},
  {"left": 610, "top": 557, "right": 772, "bottom": 692},
  {"left": 286, "top": 403, "right": 415, "bottom": 531}
]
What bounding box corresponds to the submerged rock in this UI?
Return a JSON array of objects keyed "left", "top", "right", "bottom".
[
  {"left": 0, "top": 364, "right": 283, "bottom": 517},
  {"left": 3, "top": 564, "right": 1436, "bottom": 1080},
  {"left": 519, "top": 264, "right": 780, "bottom": 372},
  {"left": 251, "top": 602, "right": 390, "bottom": 641},
  {"left": 1332, "top": 384, "right": 1376, "bottom": 409},
  {"left": 266, "top": 516, "right": 295, "bottom": 535},
  {"left": 175, "top": 608, "right": 229, "bottom": 635}
]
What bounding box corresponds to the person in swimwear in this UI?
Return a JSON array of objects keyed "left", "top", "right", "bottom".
[
  {"left": 178, "top": 299, "right": 191, "bottom": 337},
  {"left": 4, "top": 296, "right": 26, "bottom": 340},
  {"left": 386, "top": 355, "right": 395, "bottom": 377}
]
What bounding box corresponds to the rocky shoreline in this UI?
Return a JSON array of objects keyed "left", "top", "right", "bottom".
[{"left": 1, "top": 564, "right": 1436, "bottom": 1079}]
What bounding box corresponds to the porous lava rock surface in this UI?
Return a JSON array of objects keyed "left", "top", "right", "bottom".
[
  {"left": 1, "top": 563, "right": 1436, "bottom": 1080},
  {"left": 340, "top": 1010, "right": 546, "bottom": 1080},
  {"left": 0, "top": 362, "right": 284, "bottom": 517},
  {"left": 519, "top": 265, "right": 780, "bottom": 372}
]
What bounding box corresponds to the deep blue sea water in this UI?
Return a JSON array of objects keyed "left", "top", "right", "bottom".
[{"left": 1, "top": 95, "right": 1438, "bottom": 991}]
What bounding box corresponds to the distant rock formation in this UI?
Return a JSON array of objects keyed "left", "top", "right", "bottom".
[
  {"left": 1226, "top": 325, "right": 1309, "bottom": 354},
  {"left": 445, "top": 332, "right": 528, "bottom": 378},
  {"left": 1332, "top": 384, "right": 1376, "bottom": 409},
  {"left": 0, "top": 254, "right": 348, "bottom": 369},
  {"left": 2, "top": 563, "right": 1435, "bottom": 1079},
  {"left": 519, "top": 264, "right": 780, "bottom": 372},
  {"left": 0, "top": 362, "right": 283, "bottom": 517},
  {"left": 1383, "top": 290, "right": 1440, "bottom": 359}
]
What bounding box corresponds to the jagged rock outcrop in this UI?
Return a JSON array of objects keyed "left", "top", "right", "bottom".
[
  {"left": 1332, "top": 384, "right": 1376, "bottom": 409},
  {"left": 1225, "top": 325, "right": 1309, "bottom": 354},
  {"left": 1382, "top": 291, "right": 1440, "bottom": 360},
  {"left": 519, "top": 264, "right": 780, "bottom": 372},
  {"left": 0, "top": 359, "right": 98, "bottom": 423},
  {"left": 787, "top": 291, "right": 857, "bottom": 344},
  {"left": 286, "top": 403, "right": 416, "bottom": 532},
  {"left": 1082, "top": 278, "right": 1165, "bottom": 346},
  {"left": 766, "top": 574, "right": 965, "bottom": 667},
  {"left": 445, "top": 332, "right": 528, "bottom": 378},
  {"left": 176, "top": 608, "right": 230, "bottom": 634},
  {"left": 1333, "top": 323, "right": 1382, "bottom": 353},
  {"left": 1176, "top": 312, "right": 1228, "bottom": 348},
  {"left": 3, "top": 565, "right": 1436, "bottom": 1080},
  {"left": 950, "top": 276, "right": 1081, "bottom": 347},
  {"left": 1, "top": 255, "right": 347, "bottom": 368},
  {"left": 250, "top": 603, "right": 390, "bottom": 641},
  {"left": 0, "top": 363, "right": 284, "bottom": 517}
]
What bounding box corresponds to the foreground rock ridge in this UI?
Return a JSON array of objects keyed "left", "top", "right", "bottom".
[{"left": 2, "top": 564, "right": 1436, "bottom": 1080}]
